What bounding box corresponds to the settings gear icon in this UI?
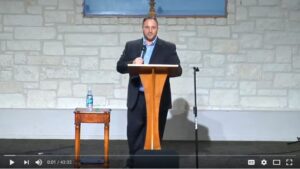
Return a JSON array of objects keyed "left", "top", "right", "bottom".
[{"left": 261, "top": 159, "right": 267, "bottom": 166}]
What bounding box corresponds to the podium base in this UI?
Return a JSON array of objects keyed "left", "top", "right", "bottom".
[{"left": 133, "top": 149, "right": 179, "bottom": 168}]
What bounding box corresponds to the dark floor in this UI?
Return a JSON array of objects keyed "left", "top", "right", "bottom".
[{"left": 0, "top": 139, "right": 299, "bottom": 168}]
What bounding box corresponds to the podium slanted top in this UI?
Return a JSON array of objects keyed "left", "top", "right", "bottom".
[{"left": 128, "top": 64, "right": 181, "bottom": 77}]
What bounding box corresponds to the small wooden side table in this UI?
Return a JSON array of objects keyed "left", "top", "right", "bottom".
[{"left": 74, "top": 108, "right": 110, "bottom": 168}]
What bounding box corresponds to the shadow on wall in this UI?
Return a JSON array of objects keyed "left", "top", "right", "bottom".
[{"left": 164, "top": 98, "right": 210, "bottom": 141}]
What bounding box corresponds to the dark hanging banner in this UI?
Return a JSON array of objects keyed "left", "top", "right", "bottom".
[{"left": 83, "top": 0, "right": 227, "bottom": 17}]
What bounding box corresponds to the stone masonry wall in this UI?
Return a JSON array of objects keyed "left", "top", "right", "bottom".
[{"left": 0, "top": 0, "right": 299, "bottom": 110}]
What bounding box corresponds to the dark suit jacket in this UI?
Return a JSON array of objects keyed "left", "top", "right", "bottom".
[{"left": 116, "top": 38, "right": 182, "bottom": 110}]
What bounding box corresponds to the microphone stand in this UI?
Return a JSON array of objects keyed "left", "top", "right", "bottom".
[{"left": 193, "top": 67, "right": 199, "bottom": 168}]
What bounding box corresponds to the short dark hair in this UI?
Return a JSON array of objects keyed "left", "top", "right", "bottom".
[{"left": 142, "top": 16, "right": 158, "bottom": 26}]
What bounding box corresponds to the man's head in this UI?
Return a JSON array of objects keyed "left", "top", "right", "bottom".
[{"left": 142, "top": 16, "right": 158, "bottom": 43}]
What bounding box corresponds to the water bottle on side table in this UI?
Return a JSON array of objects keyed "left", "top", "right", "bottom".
[{"left": 86, "top": 88, "right": 93, "bottom": 112}]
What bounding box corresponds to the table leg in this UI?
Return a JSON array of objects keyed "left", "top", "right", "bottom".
[
  {"left": 104, "top": 122, "right": 109, "bottom": 167},
  {"left": 75, "top": 123, "right": 81, "bottom": 167}
]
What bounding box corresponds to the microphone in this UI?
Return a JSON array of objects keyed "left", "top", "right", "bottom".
[
  {"left": 193, "top": 67, "right": 199, "bottom": 72},
  {"left": 141, "top": 45, "right": 147, "bottom": 59}
]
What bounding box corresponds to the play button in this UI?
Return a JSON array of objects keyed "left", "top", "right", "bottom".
[{"left": 9, "top": 159, "right": 15, "bottom": 166}]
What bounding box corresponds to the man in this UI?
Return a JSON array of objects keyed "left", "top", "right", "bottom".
[{"left": 116, "top": 16, "right": 182, "bottom": 167}]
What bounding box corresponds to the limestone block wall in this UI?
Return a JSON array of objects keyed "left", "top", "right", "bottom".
[{"left": 0, "top": 0, "right": 300, "bottom": 111}]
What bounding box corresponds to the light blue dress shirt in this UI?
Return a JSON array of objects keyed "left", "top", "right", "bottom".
[
  {"left": 143, "top": 36, "right": 157, "bottom": 64},
  {"left": 139, "top": 36, "right": 158, "bottom": 91}
]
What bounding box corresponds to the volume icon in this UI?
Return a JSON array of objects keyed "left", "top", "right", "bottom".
[{"left": 35, "top": 159, "right": 43, "bottom": 166}]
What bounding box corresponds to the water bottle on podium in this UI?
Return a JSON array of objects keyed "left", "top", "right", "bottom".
[{"left": 86, "top": 87, "right": 93, "bottom": 112}]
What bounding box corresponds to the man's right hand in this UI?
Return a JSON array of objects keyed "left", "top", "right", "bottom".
[{"left": 133, "top": 57, "right": 144, "bottom": 64}]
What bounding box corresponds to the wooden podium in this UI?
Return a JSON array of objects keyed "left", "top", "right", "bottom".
[{"left": 128, "top": 64, "right": 180, "bottom": 150}]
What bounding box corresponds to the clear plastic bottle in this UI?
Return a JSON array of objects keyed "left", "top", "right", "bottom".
[{"left": 86, "top": 88, "right": 93, "bottom": 112}]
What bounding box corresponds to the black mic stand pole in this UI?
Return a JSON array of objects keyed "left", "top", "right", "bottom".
[{"left": 193, "top": 67, "right": 199, "bottom": 168}]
